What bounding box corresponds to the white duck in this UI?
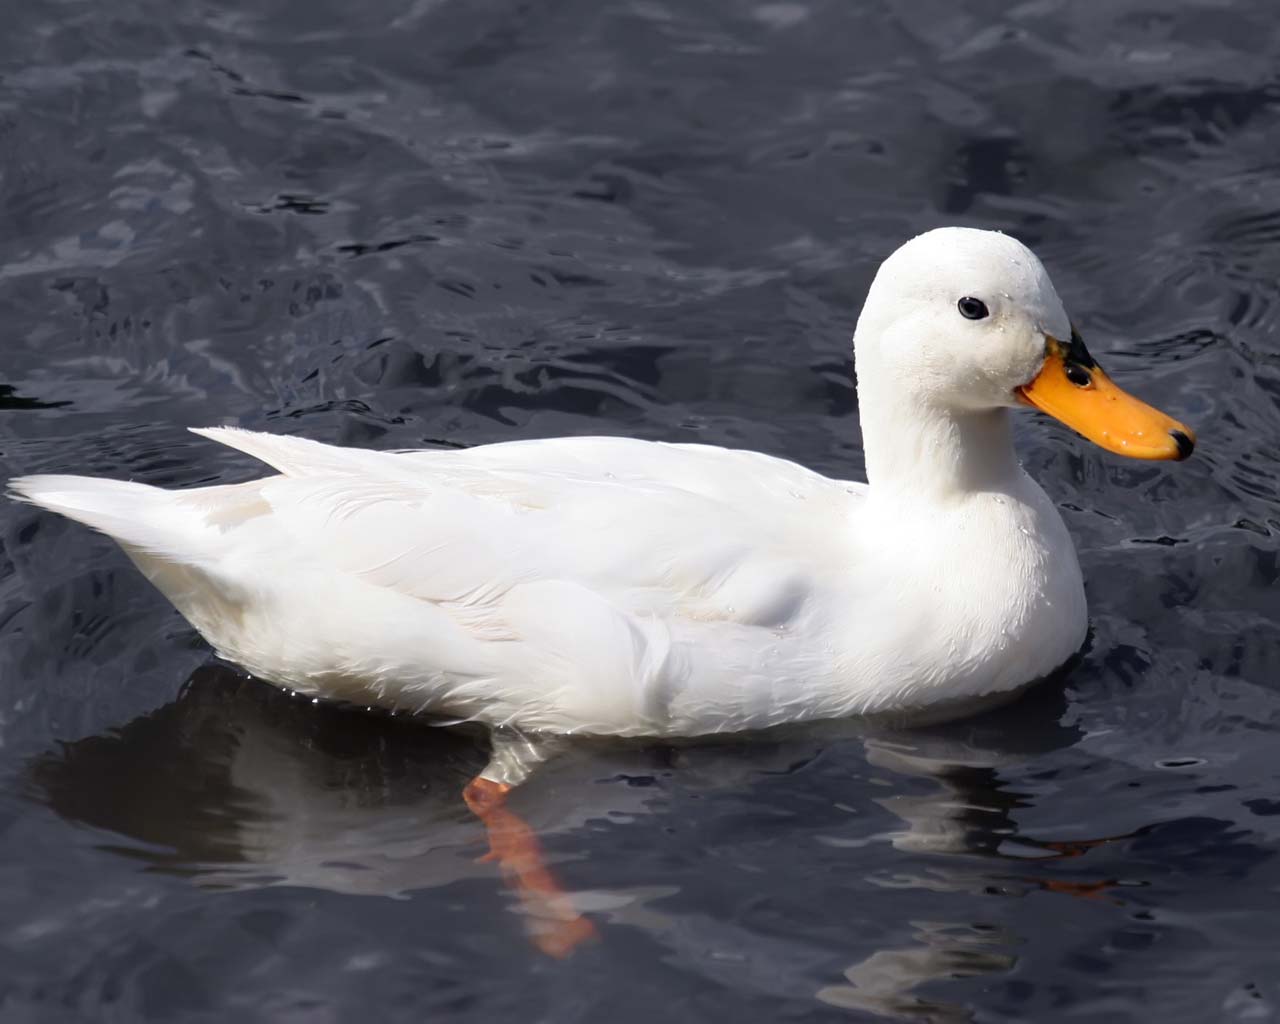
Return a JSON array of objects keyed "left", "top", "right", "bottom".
[{"left": 10, "top": 228, "right": 1194, "bottom": 740}]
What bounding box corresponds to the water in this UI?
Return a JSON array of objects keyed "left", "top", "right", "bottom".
[{"left": 1, "top": 0, "right": 1278, "bottom": 1019}]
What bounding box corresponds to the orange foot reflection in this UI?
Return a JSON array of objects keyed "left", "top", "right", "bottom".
[
  {"left": 1017, "top": 829, "right": 1153, "bottom": 903},
  {"left": 1034, "top": 877, "right": 1122, "bottom": 901},
  {"left": 463, "top": 777, "right": 598, "bottom": 958}
]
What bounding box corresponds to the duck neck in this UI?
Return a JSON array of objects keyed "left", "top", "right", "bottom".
[{"left": 859, "top": 397, "right": 1024, "bottom": 504}]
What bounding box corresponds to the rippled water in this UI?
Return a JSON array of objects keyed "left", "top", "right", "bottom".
[{"left": 1, "top": 0, "right": 1278, "bottom": 1020}]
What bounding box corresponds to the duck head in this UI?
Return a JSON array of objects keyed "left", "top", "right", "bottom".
[{"left": 853, "top": 227, "right": 1195, "bottom": 475}]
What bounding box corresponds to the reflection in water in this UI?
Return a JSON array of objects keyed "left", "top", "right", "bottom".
[
  {"left": 29, "top": 665, "right": 490, "bottom": 890},
  {"left": 463, "top": 772, "right": 599, "bottom": 958},
  {"left": 28, "top": 666, "right": 1183, "bottom": 1018},
  {"left": 817, "top": 920, "right": 1018, "bottom": 1023},
  {"left": 807, "top": 699, "right": 1063, "bottom": 1021},
  {"left": 0, "top": 384, "right": 70, "bottom": 411},
  {"left": 29, "top": 664, "right": 603, "bottom": 956},
  {"left": 865, "top": 728, "right": 1146, "bottom": 908}
]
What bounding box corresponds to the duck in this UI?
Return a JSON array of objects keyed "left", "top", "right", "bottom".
[
  {"left": 9, "top": 227, "right": 1195, "bottom": 741},
  {"left": 9, "top": 227, "right": 1198, "bottom": 956}
]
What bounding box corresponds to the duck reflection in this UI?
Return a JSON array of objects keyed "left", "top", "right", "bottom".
[
  {"left": 29, "top": 664, "right": 608, "bottom": 955},
  {"left": 29, "top": 664, "right": 1139, "bottom": 1020},
  {"left": 804, "top": 684, "right": 1166, "bottom": 1021},
  {"left": 29, "top": 664, "right": 490, "bottom": 889},
  {"left": 864, "top": 697, "right": 1141, "bottom": 897},
  {"left": 816, "top": 920, "right": 1018, "bottom": 1023}
]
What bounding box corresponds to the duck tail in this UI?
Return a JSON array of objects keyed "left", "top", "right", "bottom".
[{"left": 7, "top": 474, "right": 204, "bottom": 555}]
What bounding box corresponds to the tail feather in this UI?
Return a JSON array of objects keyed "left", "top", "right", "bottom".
[{"left": 7, "top": 474, "right": 210, "bottom": 555}]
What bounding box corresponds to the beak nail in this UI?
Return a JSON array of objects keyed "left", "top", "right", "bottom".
[{"left": 1170, "top": 429, "right": 1195, "bottom": 461}]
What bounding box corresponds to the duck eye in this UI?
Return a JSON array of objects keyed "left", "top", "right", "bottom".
[{"left": 957, "top": 296, "right": 989, "bottom": 320}]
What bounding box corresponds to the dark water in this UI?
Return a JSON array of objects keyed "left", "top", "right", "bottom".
[{"left": 0, "top": 0, "right": 1277, "bottom": 1019}]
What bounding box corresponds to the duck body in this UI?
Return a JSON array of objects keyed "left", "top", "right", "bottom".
[
  {"left": 10, "top": 228, "right": 1194, "bottom": 736},
  {"left": 10, "top": 427, "right": 1085, "bottom": 736}
]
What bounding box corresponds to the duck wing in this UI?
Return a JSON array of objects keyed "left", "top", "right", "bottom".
[{"left": 194, "top": 427, "right": 859, "bottom": 621}]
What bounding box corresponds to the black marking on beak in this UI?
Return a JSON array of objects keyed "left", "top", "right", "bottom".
[
  {"left": 1065, "top": 325, "right": 1096, "bottom": 369},
  {"left": 1045, "top": 325, "right": 1097, "bottom": 387}
]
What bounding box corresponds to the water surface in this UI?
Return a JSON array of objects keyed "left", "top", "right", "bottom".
[{"left": 1, "top": 1, "right": 1278, "bottom": 1020}]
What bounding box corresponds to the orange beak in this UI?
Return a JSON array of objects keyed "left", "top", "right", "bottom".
[{"left": 1016, "top": 331, "right": 1195, "bottom": 461}]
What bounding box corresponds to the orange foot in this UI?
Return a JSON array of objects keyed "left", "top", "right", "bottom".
[{"left": 464, "top": 777, "right": 598, "bottom": 958}]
